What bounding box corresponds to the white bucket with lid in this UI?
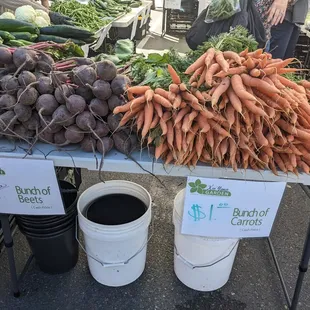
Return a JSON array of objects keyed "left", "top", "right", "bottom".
[
  {"left": 77, "top": 181, "right": 152, "bottom": 287},
  {"left": 173, "top": 189, "right": 239, "bottom": 291}
]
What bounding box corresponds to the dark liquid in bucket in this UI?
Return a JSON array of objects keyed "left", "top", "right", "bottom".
[{"left": 85, "top": 194, "right": 147, "bottom": 225}]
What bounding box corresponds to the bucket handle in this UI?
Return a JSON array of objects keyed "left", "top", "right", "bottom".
[
  {"left": 75, "top": 216, "right": 154, "bottom": 268},
  {"left": 174, "top": 240, "right": 239, "bottom": 269}
]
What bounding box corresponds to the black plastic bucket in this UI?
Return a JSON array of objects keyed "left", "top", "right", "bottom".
[
  {"left": 17, "top": 180, "right": 79, "bottom": 274},
  {"left": 25, "top": 222, "right": 79, "bottom": 274}
]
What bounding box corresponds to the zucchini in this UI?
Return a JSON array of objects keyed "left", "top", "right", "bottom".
[
  {"left": 10, "top": 32, "right": 37, "bottom": 42},
  {"left": 0, "top": 19, "right": 39, "bottom": 34},
  {"left": 0, "top": 31, "right": 15, "bottom": 42},
  {"left": 36, "top": 34, "right": 86, "bottom": 45},
  {"left": 39, "top": 25, "right": 94, "bottom": 40}
]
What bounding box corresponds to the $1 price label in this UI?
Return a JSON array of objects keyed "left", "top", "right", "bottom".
[{"left": 181, "top": 177, "right": 286, "bottom": 238}]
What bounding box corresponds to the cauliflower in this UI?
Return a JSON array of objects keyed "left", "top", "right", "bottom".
[
  {"left": 34, "top": 16, "right": 49, "bottom": 28},
  {"left": 15, "top": 5, "right": 36, "bottom": 23},
  {"left": 0, "top": 12, "right": 15, "bottom": 19},
  {"left": 35, "top": 9, "right": 50, "bottom": 25}
]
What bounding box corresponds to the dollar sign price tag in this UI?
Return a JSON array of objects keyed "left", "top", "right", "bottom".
[{"left": 181, "top": 177, "right": 286, "bottom": 238}]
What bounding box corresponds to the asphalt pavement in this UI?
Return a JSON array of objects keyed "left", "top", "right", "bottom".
[{"left": 0, "top": 171, "right": 310, "bottom": 310}]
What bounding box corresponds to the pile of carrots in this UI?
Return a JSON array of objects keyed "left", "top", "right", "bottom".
[{"left": 113, "top": 47, "right": 310, "bottom": 175}]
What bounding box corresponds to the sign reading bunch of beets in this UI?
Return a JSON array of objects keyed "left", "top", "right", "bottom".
[{"left": 0, "top": 46, "right": 138, "bottom": 157}]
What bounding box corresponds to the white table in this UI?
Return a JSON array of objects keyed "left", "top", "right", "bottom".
[{"left": 1, "top": 139, "right": 310, "bottom": 185}]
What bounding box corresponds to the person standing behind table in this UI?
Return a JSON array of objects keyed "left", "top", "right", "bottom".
[
  {"left": 269, "top": 0, "right": 309, "bottom": 59},
  {"left": 253, "top": 0, "right": 290, "bottom": 48}
]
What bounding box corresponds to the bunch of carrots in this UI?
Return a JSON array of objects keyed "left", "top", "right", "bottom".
[{"left": 113, "top": 47, "right": 310, "bottom": 175}]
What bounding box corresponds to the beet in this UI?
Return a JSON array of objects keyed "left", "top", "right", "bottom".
[
  {"left": 36, "top": 94, "right": 59, "bottom": 116},
  {"left": 13, "top": 48, "right": 38, "bottom": 71},
  {"left": 52, "top": 71, "right": 68, "bottom": 84},
  {"left": 81, "top": 135, "right": 96, "bottom": 152},
  {"left": 36, "top": 53, "right": 54, "bottom": 73},
  {"left": 0, "top": 111, "right": 17, "bottom": 130},
  {"left": 107, "top": 113, "right": 123, "bottom": 132},
  {"left": 96, "top": 60, "right": 117, "bottom": 81},
  {"left": 111, "top": 75, "right": 130, "bottom": 95},
  {"left": 0, "top": 94, "right": 16, "bottom": 109},
  {"left": 108, "top": 94, "right": 125, "bottom": 111},
  {"left": 113, "top": 131, "right": 132, "bottom": 155},
  {"left": 90, "top": 80, "right": 112, "bottom": 100},
  {"left": 76, "top": 111, "right": 96, "bottom": 130},
  {"left": 73, "top": 65, "right": 96, "bottom": 87},
  {"left": 75, "top": 86, "right": 93, "bottom": 103},
  {"left": 33, "top": 71, "right": 46, "bottom": 80},
  {"left": 89, "top": 98, "right": 109, "bottom": 117},
  {"left": 52, "top": 105, "right": 74, "bottom": 125},
  {"left": 18, "top": 71, "right": 36, "bottom": 86},
  {"left": 40, "top": 115, "right": 62, "bottom": 134},
  {"left": 66, "top": 94, "right": 86, "bottom": 114},
  {"left": 23, "top": 112, "right": 40, "bottom": 130},
  {"left": 39, "top": 130, "right": 54, "bottom": 144},
  {"left": 14, "top": 124, "right": 34, "bottom": 140},
  {"left": 17, "top": 87, "right": 38, "bottom": 106},
  {"left": 4, "top": 63, "right": 17, "bottom": 74},
  {"left": 37, "top": 76, "right": 54, "bottom": 94},
  {"left": 1, "top": 75, "right": 19, "bottom": 94},
  {"left": 0, "top": 48, "right": 13, "bottom": 65},
  {"left": 65, "top": 125, "right": 85, "bottom": 143},
  {"left": 92, "top": 120, "right": 110, "bottom": 138},
  {"left": 54, "top": 130, "right": 67, "bottom": 145},
  {"left": 14, "top": 103, "right": 32, "bottom": 122},
  {"left": 97, "top": 137, "right": 114, "bottom": 154},
  {"left": 55, "top": 84, "right": 74, "bottom": 104}
]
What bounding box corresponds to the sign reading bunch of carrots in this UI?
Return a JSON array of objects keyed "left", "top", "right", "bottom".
[{"left": 114, "top": 48, "right": 310, "bottom": 175}]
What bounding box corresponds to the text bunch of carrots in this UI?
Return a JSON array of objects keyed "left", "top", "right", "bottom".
[{"left": 114, "top": 47, "right": 310, "bottom": 175}]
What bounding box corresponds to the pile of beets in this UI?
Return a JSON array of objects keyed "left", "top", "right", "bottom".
[{"left": 0, "top": 46, "right": 138, "bottom": 155}]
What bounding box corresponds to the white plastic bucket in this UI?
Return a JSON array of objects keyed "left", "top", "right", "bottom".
[
  {"left": 173, "top": 189, "right": 239, "bottom": 291},
  {"left": 77, "top": 181, "right": 152, "bottom": 287}
]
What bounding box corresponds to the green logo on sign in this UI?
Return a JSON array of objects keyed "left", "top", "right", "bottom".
[
  {"left": 189, "top": 179, "right": 231, "bottom": 196},
  {"left": 0, "top": 168, "right": 5, "bottom": 175}
]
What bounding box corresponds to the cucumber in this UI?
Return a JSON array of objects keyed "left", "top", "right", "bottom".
[
  {"left": 0, "top": 19, "right": 39, "bottom": 34},
  {"left": 0, "top": 31, "right": 15, "bottom": 42},
  {"left": 6, "top": 40, "right": 29, "bottom": 47},
  {"left": 39, "top": 25, "right": 94, "bottom": 40},
  {"left": 10, "top": 32, "right": 37, "bottom": 42},
  {"left": 36, "top": 35, "right": 86, "bottom": 45}
]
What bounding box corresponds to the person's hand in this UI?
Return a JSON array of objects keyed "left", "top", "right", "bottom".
[{"left": 266, "top": 0, "right": 289, "bottom": 26}]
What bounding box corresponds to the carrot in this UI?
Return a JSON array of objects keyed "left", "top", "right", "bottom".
[
  {"left": 130, "top": 95, "right": 146, "bottom": 110},
  {"left": 254, "top": 121, "right": 269, "bottom": 147},
  {"left": 226, "top": 87, "right": 242, "bottom": 114},
  {"left": 119, "top": 106, "right": 143, "bottom": 127},
  {"left": 189, "top": 67, "right": 204, "bottom": 84},
  {"left": 276, "top": 119, "right": 297, "bottom": 135},
  {"left": 300, "top": 80, "right": 310, "bottom": 89},
  {"left": 205, "top": 48, "right": 215, "bottom": 68},
  {"left": 223, "top": 51, "right": 242, "bottom": 65},
  {"left": 243, "top": 57, "right": 255, "bottom": 70},
  {"left": 266, "top": 132, "right": 275, "bottom": 145},
  {"left": 297, "top": 160, "right": 310, "bottom": 174},
  {"left": 268, "top": 74, "right": 285, "bottom": 89},
  {"left": 185, "top": 51, "right": 208, "bottom": 74},
  {"left": 247, "top": 49, "right": 263, "bottom": 58},
  {"left": 205, "top": 63, "right": 220, "bottom": 86},
  {"left": 153, "top": 94, "right": 173, "bottom": 109},
  {"left": 182, "top": 92, "right": 204, "bottom": 111},
  {"left": 186, "top": 123, "right": 200, "bottom": 145},
  {"left": 174, "top": 106, "right": 191, "bottom": 125},
  {"left": 262, "top": 146, "right": 273, "bottom": 157},
  {"left": 258, "top": 54, "right": 268, "bottom": 68},
  {"left": 197, "top": 113, "right": 211, "bottom": 133},
  {"left": 201, "top": 91, "right": 212, "bottom": 102},
  {"left": 127, "top": 90, "right": 134, "bottom": 101},
  {"left": 113, "top": 100, "right": 132, "bottom": 114},
  {"left": 234, "top": 112, "right": 241, "bottom": 136},
  {"left": 153, "top": 101, "right": 163, "bottom": 118},
  {"left": 206, "top": 129, "right": 214, "bottom": 149},
  {"left": 277, "top": 75, "right": 306, "bottom": 94},
  {"left": 155, "top": 141, "right": 168, "bottom": 160},
  {"left": 241, "top": 98, "right": 268, "bottom": 117},
  {"left": 145, "top": 89, "right": 154, "bottom": 102},
  {"left": 191, "top": 88, "right": 205, "bottom": 103},
  {"left": 181, "top": 114, "right": 192, "bottom": 133},
  {"left": 208, "top": 119, "right": 230, "bottom": 137},
  {"left": 260, "top": 67, "right": 277, "bottom": 76},
  {"left": 136, "top": 110, "right": 145, "bottom": 131},
  {"left": 197, "top": 66, "right": 207, "bottom": 88},
  {"left": 166, "top": 120, "right": 174, "bottom": 148},
  {"left": 239, "top": 48, "right": 248, "bottom": 57},
  {"left": 150, "top": 112, "right": 160, "bottom": 129},
  {"left": 165, "top": 152, "right": 174, "bottom": 165},
  {"left": 225, "top": 103, "right": 235, "bottom": 127},
  {"left": 195, "top": 134, "right": 206, "bottom": 158},
  {"left": 174, "top": 122, "right": 182, "bottom": 152},
  {"left": 215, "top": 51, "right": 229, "bottom": 72},
  {"left": 141, "top": 101, "right": 154, "bottom": 138},
  {"left": 211, "top": 77, "right": 230, "bottom": 108},
  {"left": 201, "top": 149, "right": 211, "bottom": 161},
  {"left": 266, "top": 58, "right": 295, "bottom": 69},
  {"left": 160, "top": 112, "right": 171, "bottom": 135},
  {"left": 169, "top": 83, "right": 179, "bottom": 94},
  {"left": 167, "top": 64, "right": 181, "bottom": 84},
  {"left": 219, "top": 138, "right": 229, "bottom": 157},
  {"left": 172, "top": 94, "right": 182, "bottom": 110},
  {"left": 278, "top": 68, "right": 305, "bottom": 74},
  {"left": 240, "top": 74, "right": 280, "bottom": 94},
  {"left": 168, "top": 92, "right": 176, "bottom": 104},
  {"left": 214, "top": 66, "right": 247, "bottom": 78},
  {"left": 188, "top": 110, "right": 198, "bottom": 122},
  {"left": 127, "top": 85, "right": 150, "bottom": 95},
  {"left": 154, "top": 88, "right": 169, "bottom": 99},
  {"left": 179, "top": 83, "right": 189, "bottom": 92},
  {"left": 290, "top": 153, "right": 297, "bottom": 168},
  {"left": 231, "top": 75, "right": 257, "bottom": 101},
  {"left": 180, "top": 101, "right": 187, "bottom": 109},
  {"left": 279, "top": 153, "right": 294, "bottom": 172}
]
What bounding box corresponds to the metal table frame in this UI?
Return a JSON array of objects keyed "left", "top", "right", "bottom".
[{"left": 0, "top": 142, "right": 309, "bottom": 309}]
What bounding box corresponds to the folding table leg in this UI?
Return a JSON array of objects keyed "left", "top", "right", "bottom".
[{"left": 0, "top": 214, "right": 20, "bottom": 297}]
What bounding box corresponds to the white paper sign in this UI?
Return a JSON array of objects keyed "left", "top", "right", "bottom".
[
  {"left": 0, "top": 158, "right": 65, "bottom": 215},
  {"left": 181, "top": 177, "right": 286, "bottom": 238},
  {"left": 165, "top": 0, "right": 181, "bottom": 10}
]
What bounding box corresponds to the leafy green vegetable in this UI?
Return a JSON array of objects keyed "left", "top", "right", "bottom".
[
  {"left": 114, "top": 39, "right": 135, "bottom": 60},
  {"left": 205, "top": 0, "right": 240, "bottom": 23}
]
